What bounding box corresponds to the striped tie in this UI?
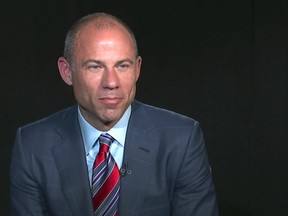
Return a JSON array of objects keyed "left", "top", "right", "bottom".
[{"left": 92, "top": 133, "right": 120, "bottom": 216}]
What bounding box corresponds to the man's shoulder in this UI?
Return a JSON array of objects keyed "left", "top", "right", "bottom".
[
  {"left": 132, "top": 100, "right": 198, "bottom": 126},
  {"left": 20, "top": 105, "right": 77, "bottom": 131}
]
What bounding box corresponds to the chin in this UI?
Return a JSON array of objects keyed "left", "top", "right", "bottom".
[{"left": 102, "top": 112, "right": 121, "bottom": 122}]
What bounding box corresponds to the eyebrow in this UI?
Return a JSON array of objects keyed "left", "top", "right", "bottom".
[
  {"left": 81, "top": 59, "right": 102, "bottom": 66},
  {"left": 82, "top": 58, "right": 134, "bottom": 66},
  {"left": 116, "top": 58, "right": 134, "bottom": 65}
]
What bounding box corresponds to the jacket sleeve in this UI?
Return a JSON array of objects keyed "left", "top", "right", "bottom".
[
  {"left": 10, "top": 128, "right": 49, "bottom": 216},
  {"left": 171, "top": 122, "right": 219, "bottom": 216}
]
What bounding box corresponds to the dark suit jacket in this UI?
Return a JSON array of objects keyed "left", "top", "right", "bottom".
[{"left": 10, "top": 100, "right": 218, "bottom": 216}]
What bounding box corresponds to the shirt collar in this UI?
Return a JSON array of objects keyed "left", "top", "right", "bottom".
[{"left": 78, "top": 105, "right": 131, "bottom": 154}]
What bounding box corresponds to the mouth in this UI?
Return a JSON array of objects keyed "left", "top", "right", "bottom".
[{"left": 99, "top": 97, "right": 122, "bottom": 105}]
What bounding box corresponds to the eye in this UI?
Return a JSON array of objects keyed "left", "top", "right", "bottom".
[
  {"left": 87, "top": 63, "right": 102, "bottom": 72},
  {"left": 116, "top": 63, "right": 130, "bottom": 72}
]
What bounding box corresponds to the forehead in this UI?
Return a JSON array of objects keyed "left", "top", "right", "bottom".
[
  {"left": 76, "top": 22, "right": 134, "bottom": 47},
  {"left": 71, "top": 23, "right": 136, "bottom": 63}
]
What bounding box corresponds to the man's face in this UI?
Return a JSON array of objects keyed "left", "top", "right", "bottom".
[{"left": 59, "top": 24, "right": 141, "bottom": 130}]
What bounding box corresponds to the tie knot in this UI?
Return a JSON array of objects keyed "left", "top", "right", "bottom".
[{"left": 98, "top": 133, "right": 114, "bottom": 153}]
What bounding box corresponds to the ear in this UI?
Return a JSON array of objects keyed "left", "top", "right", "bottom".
[
  {"left": 57, "top": 57, "right": 73, "bottom": 85},
  {"left": 135, "top": 55, "right": 142, "bottom": 81}
]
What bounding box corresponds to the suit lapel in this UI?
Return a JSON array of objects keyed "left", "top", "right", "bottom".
[
  {"left": 119, "top": 101, "right": 157, "bottom": 214},
  {"left": 49, "top": 103, "right": 156, "bottom": 215},
  {"left": 51, "top": 106, "right": 93, "bottom": 215}
]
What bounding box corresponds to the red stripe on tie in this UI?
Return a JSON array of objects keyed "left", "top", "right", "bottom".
[
  {"left": 92, "top": 133, "right": 120, "bottom": 215},
  {"left": 92, "top": 163, "right": 119, "bottom": 208}
]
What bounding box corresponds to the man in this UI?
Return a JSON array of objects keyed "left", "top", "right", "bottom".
[{"left": 10, "top": 12, "right": 219, "bottom": 215}]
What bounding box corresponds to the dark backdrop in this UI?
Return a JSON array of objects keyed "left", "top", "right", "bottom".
[{"left": 1, "top": 0, "right": 287, "bottom": 215}]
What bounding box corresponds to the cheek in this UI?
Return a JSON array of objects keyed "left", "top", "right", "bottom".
[
  {"left": 125, "top": 81, "right": 137, "bottom": 97},
  {"left": 74, "top": 72, "right": 100, "bottom": 89},
  {"left": 122, "top": 72, "right": 139, "bottom": 85},
  {"left": 72, "top": 76, "right": 97, "bottom": 99}
]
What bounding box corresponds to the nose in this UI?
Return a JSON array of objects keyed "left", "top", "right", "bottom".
[{"left": 102, "top": 68, "right": 119, "bottom": 89}]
